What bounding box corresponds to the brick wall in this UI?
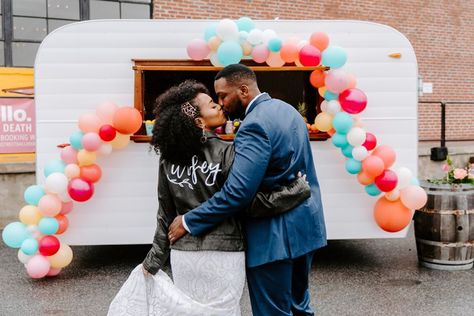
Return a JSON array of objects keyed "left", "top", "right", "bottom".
[{"left": 153, "top": 0, "right": 474, "bottom": 141}]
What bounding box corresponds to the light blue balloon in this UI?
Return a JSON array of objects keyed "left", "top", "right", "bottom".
[
  {"left": 410, "top": 177, "right": 420, "bottom": 185},
  {"left": 204, "top": 22, "right": 218, "bottom": 41},
  {"left": 268, "top": 38, "right": 282, "bottom": 52},
  {"left": 24, "top": 185, "right": 45, "bottom": 205},
  {"left": 21, "top": 238, "right": 38, "bottom": 255},
  {"left": 331, "top": 133, "right": 348, "bottom": 148},
  {"left": 70, "top": 131, "right": 84, "bottom": 150},
  {"left": 324, "top": 90, "right": 339, "bottom": 101},
  {"left": 44, "top": 158, "right": 66, "bottom": 177},
  {"left": 217, "top": 41, "right": 243, "bottom": 66},
  {"left": 322, "top": 46, "right": 348, "bottom": 69},
  {"left": 341, "top": 144, "right": 354, "bottom": 158},
  {"left": 345, "top": 158, "right": 362, "bottom": 174},
  {"left": 2, "top": 222, "right": 30, "bottom": 248},
  {"left": 38, "top": 217, "right": 59, "bottom": 235},
  {"left": 365, "top": 183, "right": 381, "bottom": 196},
  {"left": 332, "top": 112, "right": 353, "bottom": 134},
  {"left": 236, "top": 17, "right": 255, "bottom": 32}
]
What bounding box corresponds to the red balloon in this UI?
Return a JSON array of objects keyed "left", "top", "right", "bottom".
[
  {"left": 68, "top": 178, "right": 94, "bottom": 202},
  {"left": 298, "top": 45, "right": 321, "bottom": 66},
  {"left": 362, "top": 132, "right": 377, "bottom": 151},
  {"left": 99, "top": 124, "right": 117, "bottom": 142},
  {"left": 80, "top": 164, "right": 102, "bottom": 183},
  {"left": 39, "top": 235, "right": 60, "bottom": 256},
  {"left": 54, "top": 214, "right": 69, "bottom": 235},
  {"left": 374, "top": 169, "right": 398, "bottom": 192},
  {"left": 374, "top": 197, "right": 412, "bottom": 233},
  {"left": 339, "top": 88, "right": 367, "bottom": 114}
]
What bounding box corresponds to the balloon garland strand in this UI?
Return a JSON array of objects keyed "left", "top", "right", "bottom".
[
  {"left": 2, "top": 103, "right": 142, "bottom": 278},
  {"left": 187, "top": 17, "right": 427, "bottom": 232}
]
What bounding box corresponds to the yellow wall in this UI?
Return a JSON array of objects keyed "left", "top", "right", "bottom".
[{"left": 0, "top": 67, "right": 34, "bottom": 97}]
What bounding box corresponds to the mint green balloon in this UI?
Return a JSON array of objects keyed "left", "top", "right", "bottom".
[
  {"left": 322, "top": 46, "right": 348, "bottom": 69},
  {"left": 331, "top": 133, "right": 348, "bottom": 148},
  {"left": 268, "top": 38, "right": 282, "bottom": 52},
  {"left": 38, "top": 217, "right": 59, "bottom": 235},
  {"left": 204, "top": 23, "right": 218, "bottom": 41},
  {"left": 70, "top": 131, "right": 84, "bottom": 150},
  {"left": 341, "top": 145, "right": 354, "bottom": 158},
  {"left": 365, "top": 183, "right": 381, "bottom": 196},
  {"left": 2, "top": 222, "right": 30, "bottom": 248},
  {"left": 21, "top": 238, "right": 38, "bottom": 255},
  {"left": 217, "top": 41, "right": 243, "bottom": 66},
  {"left": 236, "top": 17, "right": 255, "bottom": 32},
  {"left": 24, "top": 185, "right": 45, "bottom": 205},
  {"left": 345, "top": 158, "right": 362, "bottom": 174},
  {"left": 43, "top": 158, "right": 66, "bottom": 177},
  {"left": 332, "top": 112, "right": 353, "bottom": 134}
]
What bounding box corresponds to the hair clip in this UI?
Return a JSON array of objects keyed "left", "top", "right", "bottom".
[{"left": 180, "top": 102, "right": 198, "bottom": 118}]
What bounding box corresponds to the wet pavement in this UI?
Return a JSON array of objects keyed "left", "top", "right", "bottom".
[{"left": 1, "top": 225, "right": 473, "bottom": 316}]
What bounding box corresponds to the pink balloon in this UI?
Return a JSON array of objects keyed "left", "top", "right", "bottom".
[
  {"left": 60, "top": 146, "right": 78, "bottom": 164},
  {"left": 325, "top": 69, "right": 350, "bottom": 93},
  {"left": 374, "top": 169, "right": 398, "bottom": 192},
  {"left": 68, "top": 178, "right": 94, "bottom": 202},
  {"left": 252, "top": 44, "right": 270, "bottom": 63},
  {"left": 46, "top": 267, "right": 62, "bottom": 277},
  {"left": 298, "top": 45, "right": 321, "bottom": 66},
  {"left": 38, "top": 194, "right": 62, "bottom": 217},
  {"left": 400, "top": 185, "right": 428, "bottom": 209},
  {"left": 60, "top": 201, "right": 74, "bottom": 215},
  {"left": 187, "top": 38, "right": 210, "bottom": 61},
  {"left": 96, "top": 101, "right": 118, "bottom": 125},
  {"left": 26, "top": 255, "right": 51, "bottom": 279},
  {"left": 339, "top": 88, "right": 367, "bottom": 114},
  {"left": 82, "top": 133, "right": 102, "bottom": 151},
  {"left": 78, "top": 113, "right": 101, "bottom": 134}
]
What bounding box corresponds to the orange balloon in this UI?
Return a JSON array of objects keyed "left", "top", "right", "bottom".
[
  {"left": 280, "top": 41, "right": 299, "bottom": 63},
  {"left": 54, "top": 214, "right": 69, "bottom": 235},
  {"left": 80, "top": 164, "right": 102, "bottom": 183},
  {"left": 362, "top": 155, "right": 385, "bottom": 177},
  {"left": 310, "top": 69, "right": 325, "bottom": 88},
  {"left": 309, "top": 32, "right": 329, "bottom": 51},
  {"left": 357, "top": 171, "right": 374, "bottom": 185},
  {"left": 372, "top": 145, "right": 396, "bottom": 169},
  {"left": 374, "top": 197, "right": 412, "bottom": 232},
  {"left": 327, "top": 128, "right": 336, "bottom": 136},
  {"left": 113, "top": 107, "right": 143, "bottom": 134}
]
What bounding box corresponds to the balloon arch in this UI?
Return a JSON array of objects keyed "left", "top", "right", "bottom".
[{"left": 2, "top": 17, "right": 426, "bottom": 279}]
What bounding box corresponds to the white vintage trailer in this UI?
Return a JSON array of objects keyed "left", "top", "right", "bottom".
[{"left": 35, "top": 19, "right": 418, "bottom": 245}]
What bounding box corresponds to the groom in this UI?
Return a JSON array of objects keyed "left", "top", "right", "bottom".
[{"left": 169, "top": 64, "right": 327, "bottom": 315}]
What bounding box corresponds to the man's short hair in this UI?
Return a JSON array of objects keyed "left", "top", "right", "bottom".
[{"left": 215, "top": 64, "right": 257, "bottom": 86}]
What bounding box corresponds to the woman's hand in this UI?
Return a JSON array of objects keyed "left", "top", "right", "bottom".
[{"left": 142, "top": 265, "right": 151, "bottom": 277}]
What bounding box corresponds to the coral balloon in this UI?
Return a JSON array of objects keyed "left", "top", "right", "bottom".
[
  {"left": 362, "top": 155, "right": 385, "bottom": 178},
  {"left": 67, "top": 178, "right": 94, "bottom": 202},
  {"left": 54, "top": 214, "right": 69, "bottom": 235},
  {"left": 309, "top": 32, "right": 329, "bottom": 51},
  {"left": 299, "top": 45, "right": 321, "bottom": 66},
  {"left": 374, "top": 169, "right": 398, "bottom": 192},
  {"left": 78, "top": 112, "right": 101, "bottom": 134},
  {"left": 110, "top": 132, "right": 130, "bottom": 150},
  {"left": 80, "top": 164, "right": 102, "bottom": 183},
  {"left": 279, "top": 40, "right": 299, "bottom": 63},
  {"left": 309, "top": 69, "right": 325, "bottom": 88},
  {"left": 400, "top": 185, "right": 428, "bottom": 210},
  {"left": 372, "top": 145, "right": 396, "bottom": 169},
  {"left": 357, "top": 171, "right": 374, "bottom": 185},
  {"left": 362, "top": 132, "right": 377, "bottom": 151},
  {"left": 39, "top": 235, "right": 60, "bottom": 256},
  {"left": 374, "top": 197, "right": 412, "bottom": 233},
  {"left": 113, "top": 107, "right": 142, "bottom": 134},
  {"left": 48, "top": 243, "right": 73, "bottom": 269},
  {"left": 339, "top": 88, "right": 367, "bottom": 114},
  {"left": 26, "top": 255, "right": 51, "bottom": 279},
  {"left": 38, "top": 194, "right": 62, "bottom": 217},
  {"left": 96, "top": 101, "right": 118, "bottom": 125}
]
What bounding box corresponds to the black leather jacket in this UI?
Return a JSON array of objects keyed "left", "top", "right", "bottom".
[{"left": 143, "top": 132, "right": 310, "bottom": 274}]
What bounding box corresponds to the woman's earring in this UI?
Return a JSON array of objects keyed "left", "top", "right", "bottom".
[{"left": 200, "top": 129, "right": 207, "bottom": 143}]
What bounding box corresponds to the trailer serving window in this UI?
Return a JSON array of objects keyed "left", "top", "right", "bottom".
[{"left": 131, "top": 59, "right": 329, "bottom": 142}]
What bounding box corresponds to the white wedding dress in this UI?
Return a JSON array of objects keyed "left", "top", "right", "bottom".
[{"left": 108, "top": 250, "right": 245, "bottom": 316}]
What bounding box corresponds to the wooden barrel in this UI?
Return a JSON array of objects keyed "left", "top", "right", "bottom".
[{"left": 414, "top": 182, "right": 474, "bottom": 270}]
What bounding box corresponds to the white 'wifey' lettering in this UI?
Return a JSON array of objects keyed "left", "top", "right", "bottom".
[{"left": 166, "top": 155, "right": 222, "bottom": 190}]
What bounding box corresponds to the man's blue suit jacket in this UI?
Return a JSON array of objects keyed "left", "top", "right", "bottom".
[{"left": 185, "top": 93, "right": 327, "bottom": 268}]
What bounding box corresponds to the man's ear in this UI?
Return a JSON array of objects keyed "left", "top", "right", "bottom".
[
  {"left": 194, "top": 117, "right": 205, "bottom": 129},
  {"left": 239, "top": 84, "right": 249, "bottom": 97}
]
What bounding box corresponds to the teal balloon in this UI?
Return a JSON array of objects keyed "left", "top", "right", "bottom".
[
  {"left": 236, "top": 17, "right": 255, "bottom": 32},
  {"left": 217, "top": 41, "right": 243, "bottom": 66},
  {"left": 2, "top": 222, "right": 30, "bottom": 248},
  {"left": 410, "top": 177, "right": 420, "bottom": 185},
  {"left": 38, "top": 217, "right": 59, "bottom": 235},
  {"left": 268, "top": 38, "right": 282, "bottom": 52},
  {"left": 365, "top": 183, "right": 381, "bottom": 196},
  {"left": 44, "top": 158, "right": 66, "bottom": 177},
  {"left": 324, "top": 90, "right": 338, "bottom": 101},
  {"left": 204, "top": 22, "right": 218, "bottom": 41},
  {"left": 322, "top": 46, "right": 348, "bottom": 69},
  {"left": 24, "top": 185, "right": 45, "bottom": 205},
  {"left": 21, "top": 238, "right": 38, "bottom": 255},
  {"left": 345, "top": 158, "right": 362, "bottom": 174},
  {"left": 332, "top": 112, "right": 353, "bottom": 134},
  {"left": 331, "top": 133, "right": 348, "bottom": 148},
  {"left": 341, "top": 144, "right": 354, "bottom": 158},
  {"left": 70, "top": 131, "right": 84, "bottom": 150}
]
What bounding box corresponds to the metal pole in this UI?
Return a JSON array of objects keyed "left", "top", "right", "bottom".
[{"left": 440, "top": 102, "right": 446, "bottom": 148}]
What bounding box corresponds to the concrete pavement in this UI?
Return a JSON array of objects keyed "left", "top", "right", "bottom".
[{"left": 1, "top": 225, "right": 473, "bottom": 315}]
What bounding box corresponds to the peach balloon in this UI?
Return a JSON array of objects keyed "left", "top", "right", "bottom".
[
  {"left": 310, "top": 69, "right": 325, "bottom": 88},
  {"left": 110, "top": 132, "right": 130, "bottom": 149},
  {"left": 96, "top": 101, "right": 118, "bottom": 125},
  {"left": 357, "top": 171, "right": 374, "bottom": 185},
  {"left": 19, "top": 205, "right": 42, "bottom": 225},
  {"left": 279, "top": 41, "right": 299, "bottom": 63},
  {"left": 347, "top": 73, "right": 357, "bottom": 89},
  {"left": 318, "top": 86, "right": 326, "bottom": 98},
  {"left": 77, "top": 149, "right": 97, "bottom": 166},
  {"left": 362, "top": 155, "right": 385, "bottom": 178},
  {"left": 48, "top": 243, "right": 73, "bottom": 269},
  {"left": 385, "top": 189, "right": 401, "bottom": 201},
  {"left": 374, "top": 196, "right": 412, "bottom": 233},
  {"left": 266, "top": 52, "right": 285, "bottom": 67},
  {"left": 241, "top": 42, "right": 253, "bottom": 56},
  {"left": 207, "top": 36, "right": 222, "bottom": 51},
  {"left": 37, "top": 194, "right": 62, "bottom": 217},
  {"left": 78, "top": 112, "right": 101, "bottom": 134},
  {"left": 372, "top": 145, "right": 396, "bottom": 169},
  {"left": 309, "top": 32, "right": 329, "bottom": 51},
  {"left": 314, "top": 112, "right": 333, "bottom": 132},
  {"left": 400, "top": 185, "right": 428, "bottom": 210},
  {"left": 113, "top": 107, "right": 143, "bottom": 135},
  {"left": 64, "top": 164, "right": 80, "bottom": 179}
]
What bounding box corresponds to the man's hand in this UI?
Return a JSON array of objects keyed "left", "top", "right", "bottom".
[{"left": 168, "top": 215, "right": 187, "bottom": 244}]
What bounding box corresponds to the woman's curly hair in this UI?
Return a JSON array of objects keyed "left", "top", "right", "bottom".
[{"left": 150, "top": 80, "right": 209, "bottom": 164}]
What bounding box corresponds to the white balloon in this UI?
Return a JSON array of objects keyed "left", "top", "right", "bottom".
[
  {"left": 326, "top": 100, "right": 341, "bottom": 115},
  {"left": 238, "top": 31, "right": 249, "bottom": 43},
  {"left": 45, "top": 172, "right": 69, "bottom": 194},
  {"left": 385, "top": 189, "right": 400, "bottom": 201},
  {"left": 347, "top": 127, "right": 366, "bottom": 147},
  {"left": 396, "top": 167, "right": 413, "bottom": 189},
  {"left": 352, "top": 146, "right": 369, "bottom": 161},
  {"left": 98, "top": 143, "right": 113, "bottom": 156},
  {"left": 247, "top": 29, "right": 263, "bottom": 45},
  {"left": 320, "top": 100, "right": 329, "bottom": 112},
  {"left": 209, "top": 53, "right": 223, "bottom": 67},
  {"left": 262, "top": 29, "right": 277, "bottom": 44},
  {"left": 216, "top": 19, "right": 238, "bottom": 41},
  {"left": 297, "top": 40, "right": 309, "bottom": 50},
  {"left": 18, "top": 249, "right": 32, "bottom": 264}
]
